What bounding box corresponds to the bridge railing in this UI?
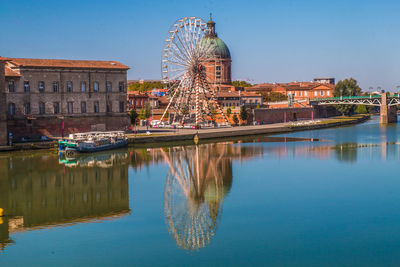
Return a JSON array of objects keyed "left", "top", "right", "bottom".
[{"left": 310, "top": 96, "right": 381, "bottom": 102}]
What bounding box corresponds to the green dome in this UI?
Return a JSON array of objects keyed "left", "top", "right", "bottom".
[{"left": 198, "top": 36, "right": 231, "bottom": 59}]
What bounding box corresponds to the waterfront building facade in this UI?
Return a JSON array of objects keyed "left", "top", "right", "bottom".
[
  {"left": 0, "top": 57, "right": 8, "bottom": 145},
  {"left": 1, "top": 57, "right": 130, "bottom": 142}
]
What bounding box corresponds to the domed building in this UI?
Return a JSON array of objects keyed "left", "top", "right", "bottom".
[{"left": 199, "top": 16, "right": 232, "bottom": 85}]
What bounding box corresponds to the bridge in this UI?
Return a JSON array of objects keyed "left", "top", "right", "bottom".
[{"left": 308, "top": 93, "right": 399, "bottom": 124}]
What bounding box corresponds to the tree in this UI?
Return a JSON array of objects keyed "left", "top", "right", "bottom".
[
  {"left": 181, "top": 104, "right": 189, "bottom": 115},
  {"left": 262, "top": 92, "right": 286, "bottom": 102},
  {"left": 129, "top": 109, "right": 138, "bottom": 125},
  {"left": 355, "top": 105, "right": 367, "bottom": 114},
  {"left": 233, "top": 114, "right": 239, "bottom": 125},
  {"left": 144, "top": 102, "right": 151, "bottom": 119},
  {"left": 139, "top": 108, "right": 146, "bottom": 120},
  {"left": 334, "top": 78, "right": 362, "bottom": 116},
  {"left": 239, "top": 105, "right": 248, "bottom": 124},
  {"left": 232, "top": 80, "right": 252, "bottom": 87},
  {"left": 139, "top": 102, "right": 152, "bottom": 120},
  {"left": 226, "top": 107, "right": 232, "bottom": 118},
  {"left": 163, "top": 111, "right": 169, "bottom": 119},
  {"left": 128, "top": 81, "right": 164, "bottom": 92}
]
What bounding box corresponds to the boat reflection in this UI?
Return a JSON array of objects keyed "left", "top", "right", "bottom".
[
  {"left": 59, "top": 149, "right": 129, "bottom": 168},
  {"left": 161, "top": 143, "right": 262, "bottom": 250},
  {"left": 0, "top": 151, "right": 130, "bottom": 250}
]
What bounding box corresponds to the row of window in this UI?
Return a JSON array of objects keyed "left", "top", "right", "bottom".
[
  {"left": 222, "top": 103, "right": 240, "bottom": 107},
  {"left": 8, "top": 101, "right": 125, "bottom": 116},
  {"left": 8, "top": 80, "right": 125, "bottom": 93}
]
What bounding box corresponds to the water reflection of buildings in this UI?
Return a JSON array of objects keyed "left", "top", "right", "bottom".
[
  {"left": 0, "top": 151, "right": 130, "bottom": 250},
  {"left": 161, "top": 143, "right": 262, "bottom": 250},
  {"left": 255, "top": 136, "right": 400, "bottom": 163}
]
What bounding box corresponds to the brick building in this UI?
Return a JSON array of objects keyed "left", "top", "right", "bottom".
[
  {"left": 199, "top": 16, "right": 232, "bottom": 86},
  {"left": 0, "top": 58, "right": 8, "bottom": 145},
  {"left": 211, "top": 91, "right": 263, "bottom": 108},
  {"left": 1, "top": 57, "right": 130, "bottom": 143},
  {"left": 246, "top": 81, "right": 335, "bottom": 101}
]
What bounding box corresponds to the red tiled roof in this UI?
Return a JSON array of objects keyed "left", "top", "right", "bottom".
[
  {"left": 7, "top": 57, "right": 129, "bottom": 70},
  {"left": 252, "top": 82, "right": 334, "bottom": 92},
  {"left": 216, "top": 92, "right": 240, "bottom": 97},
  {"left": 0, "top": 57, "right": 11, "bottom": 61},
  {"left": 241, "top": 92, "right": 262, "bottom": 97},
  {"left": 5, "top": 66, "right": 21, "bottom": 77}
]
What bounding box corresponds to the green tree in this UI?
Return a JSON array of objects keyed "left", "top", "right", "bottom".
[
  {"left": 181, "top": 104, "right": 189, "bottom": 115},
  {"left": 355, "top": 105, "right": 367, "bottom": 114},
  {"left": 226, "top": 107, "right": 232, "bottom": 118},
  {"left": 334, "top": 78, "right": 362, "bottom": 116},
  {"left": 128, "top": 81, "right": 164, "bottom": 92},
  {"left": 232, "top": 81, "right": 252, "bottom": 87},
  {"left": 262, "top": 92, "right": 286, "bottom": 102},
  {"left": 233, "top": 114, "right": 239, "bottom": 125},
  {"left": 139, "top": 102, "right": 152, "bottom": 120},
  {"left": 239, "top": 105, "right": 248, "bottom": 123},
  {"left": 129, "top": 109, "right": 138, "bottom": 125},
  {"left": 163, "top": 111, "right": 169, "bottom": 119},
  {"left": 139, "top": 108, "right": 146, "bottom": 120},
  {"left": 144, "top": 102, "right": 151, "bottom": 119}
]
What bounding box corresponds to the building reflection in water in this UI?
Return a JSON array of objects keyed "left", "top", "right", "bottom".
[
  {"left": 0, "top": 151, "right": 130, "bottom": 250},
  {"left": 161, "top": 143, "right": 262, "bottom": 250}
]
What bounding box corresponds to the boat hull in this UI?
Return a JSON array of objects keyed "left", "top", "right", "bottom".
[{"left": 77, "top": 139, "right": 128, "bottom": 153}]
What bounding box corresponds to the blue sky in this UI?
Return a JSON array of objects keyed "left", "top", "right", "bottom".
[{"left": 1, "top": 0, "right": 400, "bottom": 90}]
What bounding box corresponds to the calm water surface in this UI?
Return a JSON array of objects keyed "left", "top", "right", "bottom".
[{"left": 1, "top": 116, "right": 400, "bottom": 266}]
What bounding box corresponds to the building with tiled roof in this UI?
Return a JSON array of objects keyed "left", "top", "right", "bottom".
[
  {"left": 6, "top": 58, "right": 129, "bottom": 70},
  {"left": 245, "top": 79, "right": 335, "bottom": 101},
  {"left": 0, "top": 57, "right": 130, "bottom": 143}
]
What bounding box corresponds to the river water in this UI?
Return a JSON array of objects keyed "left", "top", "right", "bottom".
[{"left": 1, "top": 116, "right": 400, "bottom": 266}]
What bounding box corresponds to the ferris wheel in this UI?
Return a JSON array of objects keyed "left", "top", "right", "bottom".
[
  {"left": 161, "top": 17, "right": 207, "bottom": 83},
  {"left": 160, "top": 17, "right": 229, "bottom": 126}
]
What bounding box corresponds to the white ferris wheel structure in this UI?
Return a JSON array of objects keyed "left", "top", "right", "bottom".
[{"left": 161, "top": 17, "right": 230, "bottom": 127}]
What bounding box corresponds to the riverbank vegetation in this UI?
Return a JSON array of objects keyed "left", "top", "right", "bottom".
[{"left": 334, "top": 78, "right": 362, "bottom": 115}]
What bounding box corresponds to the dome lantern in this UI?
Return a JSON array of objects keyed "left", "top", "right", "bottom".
[{"left": 206, "top": 13, "right": 217, "bottom": 37}]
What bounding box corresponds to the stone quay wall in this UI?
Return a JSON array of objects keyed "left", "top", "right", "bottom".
[
  {"left": 8, "top": 115, "right": 129, "bottom": 141},
  {"left": 254, "top": 106, "right": 339, "bottom": 124}
]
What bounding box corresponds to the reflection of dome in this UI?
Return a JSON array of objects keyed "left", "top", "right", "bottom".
[{"left": 198, "top": 37, "right": 231, "bottom": 59}]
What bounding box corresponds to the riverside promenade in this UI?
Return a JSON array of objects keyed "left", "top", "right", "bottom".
[
  {"left": 127, "top": 115, "right": 370, "bottom": 145},
  {"left": 0, "top": 115, "right": 370, "bottom": 152}
]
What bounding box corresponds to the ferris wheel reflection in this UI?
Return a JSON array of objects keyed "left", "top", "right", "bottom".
[{"left": 161, "top": 144, "right": 233, "bottom": 250}]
